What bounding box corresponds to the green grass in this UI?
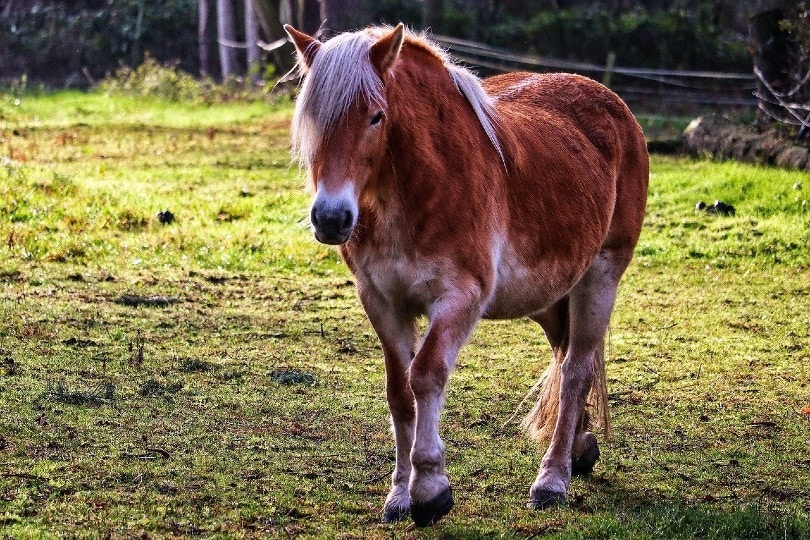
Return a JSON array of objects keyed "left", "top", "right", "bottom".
[{"left": 1, "top": 90, "right": 809, "bottom": 538}]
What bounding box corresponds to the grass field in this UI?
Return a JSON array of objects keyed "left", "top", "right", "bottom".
[{"left": 1, "top": 90, "right": 809, "bottom": 539}]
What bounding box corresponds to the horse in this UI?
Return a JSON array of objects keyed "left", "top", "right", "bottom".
[{"left": 284, "top": 23, "right": 648, "bottom": 526}]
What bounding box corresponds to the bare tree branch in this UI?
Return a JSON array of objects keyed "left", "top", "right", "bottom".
[
  {"left": 258, "top": 37, "right": 289, "bottom": 52},
  {"left": 754, "top": 66, "right": 810, "bottom": 132}
]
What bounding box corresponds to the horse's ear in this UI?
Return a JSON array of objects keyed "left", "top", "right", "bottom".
[
  {"left": 370, "top": 23, "right": 405, "bottom": 75},
  {"left": 284, "top": 24, "right": 321, "bottom": 71}
]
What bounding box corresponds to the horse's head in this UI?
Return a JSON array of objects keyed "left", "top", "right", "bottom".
[{"left": 285, "top": 24, "right": 405, "bottom": 245}]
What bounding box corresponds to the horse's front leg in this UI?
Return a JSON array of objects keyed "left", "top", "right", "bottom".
[
  {"left": 357, "top": 288, "right": 418, "bottom": 523},
  {"left": 408, "top": 296, "right": 482, "bottom": 527}
]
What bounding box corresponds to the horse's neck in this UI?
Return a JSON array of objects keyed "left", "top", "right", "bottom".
[
  {"left": 378, "top": 58, "right": 487, "bottom": 192},
  {"left": 350, "top": 51, "right": 501, "bottom": 257}
]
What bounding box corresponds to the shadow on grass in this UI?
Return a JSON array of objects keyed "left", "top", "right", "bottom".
[
  {"left": 428, "top": 503, "right": 808, "bottom": 540},
  {"left": 566, "top": 481, "right": 810, "bottom": 539},
  {"left": 408, "top": 479, "right": 809, "bottom": 539},
  {"left": 38, "top": 380, "right": 115, "bottom": 406}
]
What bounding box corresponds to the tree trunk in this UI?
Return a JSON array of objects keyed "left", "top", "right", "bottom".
[
  {"left": 749, "top": 6, "right": 810, "bottom": 137},
  {"left": 245, "top": 0, "right": 261, "bottom": 85},
  {"left": 217, "top": 0, "right": 238, "bottom": 81},
  {"left": 199, "top": 0, "right": 210, "bottom": 76},
  {"left": 750, "top": 8, "right": 794, "bottom": 94},
  {"left": 251, "top": 0, "right": 295, "bottom": 76},
  {"left": 132, "top": 0, "right": 145, "bottom": 66},
  {"left": 280, "top": 0, "right": 296, "bottom": 25},
  {"left": 319, "top": 0, "right": 367, "bottom": 36},
  {"left": 298, "top": 0, "right": 321, "bottom": 35}
]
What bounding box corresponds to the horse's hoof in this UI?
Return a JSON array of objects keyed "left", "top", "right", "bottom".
[
  {"left": 527, "top": 489, "right": 566, "bottom": 510},
  {"left": 572, "top": 433, "right": 600, "bottom": 476},
  {"left": 411, "top": 486, "right": 454, "bottom": 527},
  {"left": 382, "top": 504, "right": 410, "bottom": 524}
]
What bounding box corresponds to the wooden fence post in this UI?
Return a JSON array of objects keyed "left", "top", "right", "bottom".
[{"left": 602, "top": 52, "right": 616, "bottom": 87}]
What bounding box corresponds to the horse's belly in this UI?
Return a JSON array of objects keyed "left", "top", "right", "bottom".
[
  {"left": 483, "top": 254, "right": 589, "bottom": 319},
  {"left": 483, "top": 275, "right": 557, "bottom": 319},
  {"left": 354, "top": 242, "right": 594, "bottom": 320}
]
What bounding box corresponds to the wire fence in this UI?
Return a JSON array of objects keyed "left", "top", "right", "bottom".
[{"left": 433, "top": 34, "right": 758, "bottom": 111}]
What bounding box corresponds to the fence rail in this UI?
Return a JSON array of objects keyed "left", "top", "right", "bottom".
[{"left": 432, "top": 34, "right": 758, "bottom": 109}]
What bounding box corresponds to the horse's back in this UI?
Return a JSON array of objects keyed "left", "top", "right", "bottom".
[{"left": 485, "top": 72, "right": 648, "bottom": 257}]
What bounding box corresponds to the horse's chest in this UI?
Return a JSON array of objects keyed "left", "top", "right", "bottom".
[{"left": 359, "top": 255, "right": 446, "bottom": 314}]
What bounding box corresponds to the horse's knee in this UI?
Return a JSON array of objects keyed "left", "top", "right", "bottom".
[
  {"left": 408, "top": 361, "right": 448, "bottom": 398},
  {"left": 385, "top": 386, "right": 415, "bottom": 420},
  {"left": 560, "top": 351, "right": 594, "bottom": 380},
  {"left": 560, "top": 353, "right": 595, "bottom": 401}
]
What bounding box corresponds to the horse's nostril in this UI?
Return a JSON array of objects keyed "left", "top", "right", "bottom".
[{"left": 310, "top": 198, "right": 354, "bottom": 242}]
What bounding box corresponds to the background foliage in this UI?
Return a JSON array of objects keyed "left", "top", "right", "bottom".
[
  {"left": 3, "top": 0, "right": 799, "bottom": 86},
  {"left": 0, "top": 0, "right": 198, "bottom": 85},
  {"left": 485, "top": 7, "right": 749, "bottom": 71}
]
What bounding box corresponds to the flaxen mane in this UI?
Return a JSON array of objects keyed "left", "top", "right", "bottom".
[{"left": 291, "top": 27, "right": 504, "bottom": 167}]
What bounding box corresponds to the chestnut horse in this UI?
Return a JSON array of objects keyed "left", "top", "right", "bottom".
[{"left": 285, "top": 23, "right": 648, "bottom": 526}]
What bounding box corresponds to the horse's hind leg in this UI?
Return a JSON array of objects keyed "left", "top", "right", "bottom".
[
  {"left": 528, "top": 251, "right": 628, "bottom": 508},
  {"left": 530, "top": 298, "right": 600, "bottom": 477}
]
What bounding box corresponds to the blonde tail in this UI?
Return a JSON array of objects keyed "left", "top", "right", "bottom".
[
  {"left": 522, "top": 333, "right": 611, "bottom": 443},
  {"left": 590, "top": 336, "right": 611, "bottom": 437},
  {"left": 521, "top": 336, "right": 566, "bottom": 443}
]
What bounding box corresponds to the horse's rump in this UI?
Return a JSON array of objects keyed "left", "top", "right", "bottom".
[{"left": 488, "top": 72, "right": 648, "bottom": 254}]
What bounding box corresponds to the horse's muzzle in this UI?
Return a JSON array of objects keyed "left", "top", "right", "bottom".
[{"left": 310, "top": 190, "right": 357, "bottom": 245}]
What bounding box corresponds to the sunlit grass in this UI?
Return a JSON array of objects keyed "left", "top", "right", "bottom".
[
  {"left": 1, "top": 90, "right": 278, "bottom": 128},
  {"left": 0, "top": 91, "right": 808, "bottom": 538}
]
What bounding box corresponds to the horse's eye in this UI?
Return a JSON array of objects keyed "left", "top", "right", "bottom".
[{"left": 370, "top": 111, "right": 384, "bottom": 126}]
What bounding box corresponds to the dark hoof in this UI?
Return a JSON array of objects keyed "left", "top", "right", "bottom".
[
  {"left": 411, "top": 487, "right": 453, "bottom": 527},
  {"left": 572, "top": 433, "right": 600, "bottom": 476},
  {"left": 527, "top": 489, "right": 566, "bottom": 510},
  {"left": 382, "top": 504, "right": 409, "bottom": 524}
]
